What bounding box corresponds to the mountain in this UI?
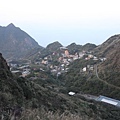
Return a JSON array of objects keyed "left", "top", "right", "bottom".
[
  {"left": 94, "top": 34, "right": 120, "bottom": 57},
  {"left": 46, "top": 41, "right": 63, "bottom": 52},
  {"left": 67, "top": 43, "right": 97, "bottom": 54},
  {"left": 41, "top": 41, "right": 63, "bottom": 57},
  {"left": 67, "top": 43, "right": 82, "bottom": 54},
  {"left": 82, "top": 43, "right": 97, "bottom": 51},
  {"left": 96, "top": 34, "right": 120, "bottom": 87},
  {"left": 0, "top": 23, "right": 43, "bottom": 59}
]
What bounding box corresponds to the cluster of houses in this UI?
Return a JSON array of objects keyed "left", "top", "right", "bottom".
[
  {"left": 9, "top": 62, "right": 31, "bottom": 77},
  {"left": 8, "top": 46, "right": 107, "bottom": 78},
  {"left": 35, "top": 47, "right": 106, "bottom": 76}
]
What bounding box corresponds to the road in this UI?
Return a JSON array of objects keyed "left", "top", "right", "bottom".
[{"left": 95, "top": 64, "right": 120, "bottom": 90}]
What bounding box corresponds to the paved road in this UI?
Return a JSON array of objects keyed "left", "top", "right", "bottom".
[{"left": 75, "top": 93, "right": 98, "bottom": 101}]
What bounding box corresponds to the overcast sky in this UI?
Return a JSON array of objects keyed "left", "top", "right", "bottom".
[{"left": 0, "top": 0, "right": 120, "bottom": 47}]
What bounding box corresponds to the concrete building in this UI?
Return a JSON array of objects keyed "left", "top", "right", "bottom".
[{"left": 96, "top": 95, "right": 120, "bottom": 108}]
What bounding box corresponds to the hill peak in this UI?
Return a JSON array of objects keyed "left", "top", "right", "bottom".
[
  {"left": 0, "top": 23, "right": 41, "bottom": 59},
  {"left": 46, "top": 41, "right": 62, "bottom": 48},
  {"left": 7, "top": 23, "right": 16, "bottom": 28}
]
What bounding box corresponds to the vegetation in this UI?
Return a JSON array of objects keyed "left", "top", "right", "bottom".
[
  {"left": 0, "top": 33, "right": 120, "bottom": 119},
  {"left": 60, "top": 58, "right": 120, "bottom": 99}
]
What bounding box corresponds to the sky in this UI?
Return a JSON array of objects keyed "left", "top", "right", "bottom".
[{"left": 0, "top": 0, "right": 120, "bottom": 47}]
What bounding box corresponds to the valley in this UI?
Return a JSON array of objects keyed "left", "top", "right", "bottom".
[{"left": 0, "top": 24, "right": 120, "bottom": 120}]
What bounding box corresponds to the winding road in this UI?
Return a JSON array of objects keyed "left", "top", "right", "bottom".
[{"left": 95, "top": 64, "right": 120, "bottom": 90}]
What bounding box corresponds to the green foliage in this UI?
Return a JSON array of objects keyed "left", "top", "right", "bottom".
[
  {"left": 100, "top": 70, "right": 120, "bottom": 87},
  {"left": 61, "top": 58, "right": 120, "bottom": 99},
  {"left": 67, "top": 43, "right": 82, "bottom": 54}
]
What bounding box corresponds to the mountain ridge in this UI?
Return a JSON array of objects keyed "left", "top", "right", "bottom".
[
  {"left": 96, "top": 34, "right": 120, "bottom": 87},
  {"left": 0, "top": 23, "right": 43, "bottom": 59}
]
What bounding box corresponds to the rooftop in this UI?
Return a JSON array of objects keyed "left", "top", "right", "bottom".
[{"left": 96, "top": 95, "right": 120, "bottom": 107}]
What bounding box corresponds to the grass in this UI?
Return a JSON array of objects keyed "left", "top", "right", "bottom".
[{"left": 19, "top": 108, "right": 89, "bottom": 120}]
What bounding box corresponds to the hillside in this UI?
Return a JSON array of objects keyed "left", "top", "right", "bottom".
[
  {"left": 27, "top": 42, "right": 97, "bottom": 63},
  {"left": 0, "top": 23, "right": 42, "bottom": 59},
  {"left": 66, "top": 43, "right": 82, "bottom": 54},
  {"left": 0, "top": 53, "right": 24, "bottom": 107},
  {"left": 46, "top": 41, "right": 63, "bottom": 52},
  {"left": 25, "top": 41, "right": 63, "bottom": 60},
  {"left": 61, "top": 35, "right": 120, "bottom": 99},
  {"left": 96, "top": 35, "right": 120, "bottom": 87},
  {"left": 67, "top": 43, "right": 97, "bottom": 54},
  {"left": 94, "top": 34, "right": 120, "bottom": 57},
  {"left": 1, "top": 53, "right": 120, "bottom": 119},
  {"left": 0, "top": 23, "right": 120, "bottom": 119},
  {"left": 82, "top": 43, "right": 97, "bottom": 51}
]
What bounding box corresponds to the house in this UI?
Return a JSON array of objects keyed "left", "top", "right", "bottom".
[
  {"left": 89, "top": 66, "right": 94, "bottom": 71},
  {"left": 96, "top": 95, "right": 120, "bottom": 108},
  {"left": 57, "top": 72, "right": 61, "bottom": 77},
  {"left": 19, "top": 65, "right": 29, "bottom": 69},
  {"left": 93, "top": 56, "right": 98, "bottom": 61},
  {"left": 35, "top": 61, "right": 40, "bottom": 65},
  {"left": 40, "top": 68, "right": 45, "bottom": 71},
  {"left": 100, "top": 58, "right": 107, "bottom": 62},
  {"left": 60, "top": 46, "right": 68, "bottom": 50},
  {"left": 22, "top": 70, "right": 30, "bottom": 77},
  {"left": 87, "top": 65, "right": 94, "bottom": 71},
  {"left": 83, "top": 67, "right": 87, "bottom": 72},
  {"left": 85, "top": 57, "right": 90, "bottom": 60},
  {"left": 61, "top": 64, "right": 64, "bottom": 67},
  {"left": 68, "top": 58, "right": 73, "bottom": 62},
  {"left": 79, "top": 52, "right": 85, "bottom": 58},
  {"left": 44, "top": 57, "right": 48, "bottom": 60},
  {"left": 65, "top": 50, "right": 69, "bottom": 57},
  {"left": 88, "top": 54, "right": 94, "bottom": 58},
  {"left": 73, "top": 55, "right": 79, "bottom": 60},
  {"left": 51, "top": 69, "right": 57, "bottom": 73},
  {"left": 41, "top": 60, "right": 48, "bottom": 64},
  {"left": 68, "top": 92, "right": 75, "bottom": 96},
  {"left": 11, "top": 70, "right": 22, "bottom": 76}
]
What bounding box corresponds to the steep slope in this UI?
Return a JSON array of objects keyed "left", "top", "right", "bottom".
[
  {"left": 96, "top": 35, "right": 120, "bottom": 87},
  {"left": 0, "top": 53, "right": 24, "bottom": 107},
  {"left": 0, "top": 23, "right": 42, "bottom": 59},
  {"left": 94, "top": 34, "right": 120, "bottom": 57}
]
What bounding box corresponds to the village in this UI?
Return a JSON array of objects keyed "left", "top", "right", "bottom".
[{"left": 8, "top": 46, "right": 107, "bottom": 79}]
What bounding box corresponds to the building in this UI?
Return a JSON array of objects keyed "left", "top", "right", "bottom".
[
  {"left": 83, "top": 67, "right": 87, "bottom": 72},
  {"left": 88, "top": 54, "right": 94, "bottom": 58},
  {"left": 65, "top": 50, "right": 69, "bottom": 57},
  {"left": 96, "top": 95, "right": 120, "bottom": 108},
  {"left": 68, "top": 92, "right": 75, "bottom": 96}
]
